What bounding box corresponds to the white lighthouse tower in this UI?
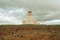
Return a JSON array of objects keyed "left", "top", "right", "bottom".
[{"left": 22, "top": 10, "right": 39, "bottom": 24}]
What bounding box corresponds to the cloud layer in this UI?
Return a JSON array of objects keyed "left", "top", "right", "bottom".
[{"left": 0, "top": 0, "right": 60, "bottom": 25}]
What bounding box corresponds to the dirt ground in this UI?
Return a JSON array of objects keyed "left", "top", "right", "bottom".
[{"left": 0, "top": 25, "right": 60, "bottom": 40}]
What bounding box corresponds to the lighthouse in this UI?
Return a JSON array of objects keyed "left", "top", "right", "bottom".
[{"left": 22, "top": 10, "right": 39, "bottom": 24}]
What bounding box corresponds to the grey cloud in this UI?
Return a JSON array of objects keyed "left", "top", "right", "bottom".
[
  {"left": 0, "top": 0, "right": 60, "bottom": 10},
  {"left": 0, "top": 0, "right": 60, "bottom": 24}
]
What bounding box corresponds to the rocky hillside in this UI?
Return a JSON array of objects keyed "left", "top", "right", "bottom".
[{"left": 0, "top": 25, "right": 60, "bottom": 40}]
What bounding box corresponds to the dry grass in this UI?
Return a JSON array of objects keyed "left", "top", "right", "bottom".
[{"left": 0, "top": 25, "right": 60, "bottom": 40}]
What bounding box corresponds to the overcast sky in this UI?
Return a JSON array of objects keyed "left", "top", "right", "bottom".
[{"left": 0, "top": 0, "right": 60, "bottom": 25}]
